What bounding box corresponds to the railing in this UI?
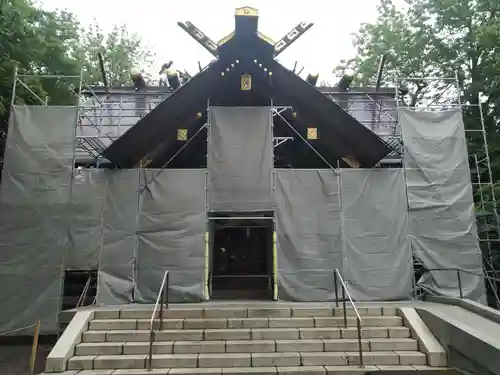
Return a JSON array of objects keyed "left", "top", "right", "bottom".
[
  {"left": 76, "top": 275, "right": 92, "bottom": 308},
  {"left": 147, "top": 270, "right": 170, "bottom": 371},
  {"left": 416, "top": 268, "right": 500, "bottom": 306},
  {"left": 333, "top": 270, "right": 363, "bottom": 367}
]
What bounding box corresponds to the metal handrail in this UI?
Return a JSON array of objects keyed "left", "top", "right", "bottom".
[
  {"left": 76, "top": 276, "right": 92, "bottom": 308},
  {"left": 417, "top": 268, "right": 500, "bottom": 306},
  {"left": 333, "top": 269, "right": 363, "bottom": 367},
  {"left": 147, "top": 270, "right": 169, "bottom": 371}
]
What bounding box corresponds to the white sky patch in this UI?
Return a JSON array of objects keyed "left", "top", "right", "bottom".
[{"left": 38, "top": 0, "right": 404, "bottom": 84}]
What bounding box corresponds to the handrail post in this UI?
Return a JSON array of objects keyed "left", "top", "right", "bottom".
[
  {"left": 334, "top": 269, "right": 363, "bottom": 368},
  {"left": 147, "top": 329, "right": 154, "bottom": 370},
  {"left": 159, "top": 281, "right": 165, "bottom": 331},
  {"left": 342, "top": 286, "right": 347, "bottom": 328},
  {"left": 28, "top": 319, "right": 41, "bottom": 375},
  {"left": 166, "top": 271, "right": 170, "bottom": 309},
  {"left": 356, "top": 317, "right": 363, "bottom": 367},
  {"left": 334, "top": 271, "right": 339, "bottom": 307},
  {"left": 457, "top": 269, "right": 463, "bottom": 299},
  {"left": 146, "top": 270, "right": 170, "bottom": 372}
]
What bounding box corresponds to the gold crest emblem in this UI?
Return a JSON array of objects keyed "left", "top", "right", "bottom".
[
  {"left": 307, "top": 127, "right": 318, "bottom": 140},
  {"left": 241, "top": 74, "right": 252, "bottom": 91},
  {"left": 177, "top": 129, "right": 188, "bottom": 141}
]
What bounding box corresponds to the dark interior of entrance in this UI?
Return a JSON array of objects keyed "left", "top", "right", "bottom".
[{"left": 211, "top": 219, "right": 273, "bottom": 300}]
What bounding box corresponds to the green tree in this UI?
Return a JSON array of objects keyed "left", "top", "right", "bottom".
[
  {"left": 337, "top": 0, "right": 499, "bottom": 108},
  {"left": 0, "top": 0, "right": 154, "bottom": 172},
  {"left": 339, "top": 0, "right": 500, "bottom": 182},
  {"left": 0, "top": 1, "right": 153, "bottom": 121},
  {"left": 340, "top": 0, "right": 500, "bottom": 299},
  {"left": 74, "top": 22, "right": 154, "bottom": 86},
  {"left": 0, "top": 0, "right": 81, "bottom": 119}
]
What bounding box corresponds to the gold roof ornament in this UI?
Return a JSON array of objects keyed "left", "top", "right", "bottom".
[
  {"left": 218, "top": 32, "right": 235, "bottom": 46},
  {"left": 307, "top": 128, "right": 318, "bottom": 140},
  {"left": 342, "top": 156, "right": 361, "bottom": 168},
  {"left": 235, "top": 6, "right": 259, "bottom": 17},
  {"left": 257, "top": 31, "right": 275, "bottom": 46},
  {"left": 177, "top": 129, "right": 188, "bottom": 141},
  {"left": 241, "top": 74, "right": 252, "bottom": 91}
]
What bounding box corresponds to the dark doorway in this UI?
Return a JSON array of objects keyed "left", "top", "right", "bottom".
[{"left": 210, "top": 219, "right": 273, "bottom": 300}]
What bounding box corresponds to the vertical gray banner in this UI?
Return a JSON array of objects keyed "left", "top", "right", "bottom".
[
  {"left": 135, "top": 170, "right": 206, "bottom": 303},
  {"left": 207, "top": 106, "right": 273, "bottom": 212},
  {"left": 341, "top": 169, "right": 413, "bottom": 300},
  {"left": 0, "top": 106, "right": 76, "bottom": 334},
  {"left": 400, "top": 109, "right": 485, "bottom": 302},
  {"left": 275, "top": 169, "right": 343, "bottom": 301},
  {"left": 68, "top": 170, "right": 107, "bottom": 270},
  {"left": 96, "top": 169, "right": 139, "bottom": 305}
]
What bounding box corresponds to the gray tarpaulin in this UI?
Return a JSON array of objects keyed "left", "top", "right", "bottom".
[
  {"left": 2, "top": 106, "right": 75, "bottom": 173},
  {"left": 66, "top": 168, "right": 207, "bottom": 305},
  {"left": 0, "top": 106, "right": 75, "bottom": 334},
  {"left": 135, "top": 170, "right": 206, "bottom": 303},
  {"left": 0, "top": 206, "right": 66, "bottom": 335},
  {"left": 96, "top": 170, "right": 139, "bottom": 305},
  {"left": 400, "top": 109, "right": 486, "bottom": 302},
  {"left": 0, "top": 105, "right": 75, "bottom": 206},
  {"left": 275, "top": 169, "right": 342, "bottom": 301},
  {"left": 341, "top": 169, "right": 413, "bottom": 300},
  {"left": 68, "top": 170, "right": 106, "bottom": 270},
  {"left": 208, "top": 106, "right": 273, "bottom": 212}
]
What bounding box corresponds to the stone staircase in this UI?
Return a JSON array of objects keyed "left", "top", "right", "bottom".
[{"left": 44, "top": 304, "right": 454, "bottom": 374}]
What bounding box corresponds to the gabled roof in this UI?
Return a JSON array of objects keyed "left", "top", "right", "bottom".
[
  {"left": 102, "top": 8, "right": 390, "bottom": 168},
  {"left": 101, "top": 61, "right": 223, "bottom": 167},
  {"left": 102, "top": 57, "right": 390, "bottom": 168},
  {"left": 267, "top": 60, "right": 390, "bottom": 166}
]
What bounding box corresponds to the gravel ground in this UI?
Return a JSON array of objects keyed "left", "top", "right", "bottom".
[{"left": 0, "top": 343, "right": 54, "bottom": 375}]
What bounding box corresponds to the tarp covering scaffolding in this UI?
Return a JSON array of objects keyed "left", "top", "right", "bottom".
[
  {"left": 135, "top": 170, "right": 206, "bottom": 303},
  {"left": 341, "top": 169, "right": 413, "bottom": 300},
  {"left": 275, "top": 170, "right": 343, "bottom": 301},
  {"left": 0, "top": 107, "right": 207, "bottom": 333},
  {"left": 97, "top": 170, "right": 139, "bottom": 305},
  {"left": 400, "top": 108, "right": 486, "bottom": 302},
  {"left": 208, "top": 106, "right": 273, "bottom": 212},
  {"left": 275, "top": 169, "right": 413, "bottom": 301},
  {"left": 0, "top": 106, "right": 75, "bottom": 334},
  {"left": 68, "top": 169, "right": 106, "bottom": 270},
  {"left": 69, "top": 168, "right": 207, "bottom": 306},
  {"left": 0, "top": 105, "right": 488, "bottom": 334}
]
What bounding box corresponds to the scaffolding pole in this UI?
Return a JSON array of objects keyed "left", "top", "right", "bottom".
[{"left": 396, "top": 74, "right": 500, "bottom": 302}]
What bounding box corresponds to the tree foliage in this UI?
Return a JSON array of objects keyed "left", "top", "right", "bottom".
[
  {"left": 338, "top": 0, "right": 499, "bottom": 94},
  {"left": 338, "top": 0, "right": 500, "bottom": 181},
  {"left": 0, "top": 0, "right": 152, "bottom": 126},
  {"left": 74, "top": 23, "right": 154, "bottom": 86},
  {"left": 340, "top": 0, "right": 500, "bottom": 281}
]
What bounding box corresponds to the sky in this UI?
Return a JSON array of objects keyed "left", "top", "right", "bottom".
[{"left": 39, "top": 0, "right": 396, "bottom": 84}]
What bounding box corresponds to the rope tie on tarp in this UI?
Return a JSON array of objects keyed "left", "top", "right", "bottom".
[{"left": 0, "top": 323, "right": 37, "bottom": 336}]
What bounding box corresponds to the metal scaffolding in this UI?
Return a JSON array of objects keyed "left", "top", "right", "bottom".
[
  {"left": 5, "top": 68, "right": 500, "bottom": 305},
  {"left": 394, "top": 74, "right": 500, "bottom": 303},
  {"left": 78, "top": 92, "right": 167, "bottom": 162},
  {"left": 323, "top": 89, "right": 402, "bottom": 163},
  {"left": 8, "top": 69, "right": 168, "bottom": 165}
]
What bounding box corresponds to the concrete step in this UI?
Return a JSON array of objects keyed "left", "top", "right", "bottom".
[
  {"left": 87, "top": 316, "right": 403, "bottom": 331},
  {"left": 82, "top": 327, "right": 411, "bottom": 343},
  {"left": 40, "top": 365, "right": 458, "bottom": 375},
  {"left": 95, "top": 306, "right": 397, "bottom": 320},
  {"left": 66, "top": 350, "right": 428, "bottom": 370},
  {"left": 75, "top": 338, "right": 419, "bottom": 355}
]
